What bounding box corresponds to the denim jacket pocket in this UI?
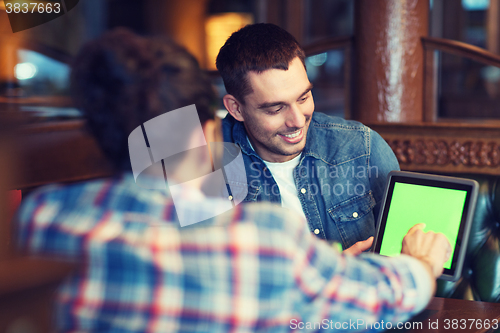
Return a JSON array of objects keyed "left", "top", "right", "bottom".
[{"left": 327, "top": 191, "right": 376, "bottom": 248}]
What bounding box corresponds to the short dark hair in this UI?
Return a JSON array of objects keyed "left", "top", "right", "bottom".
[
  {"left": 216, "top": 23, "right": 305, "bottom": 104},
  {"left": 71, "top": 29, "right": 216, "bottom": 171}
]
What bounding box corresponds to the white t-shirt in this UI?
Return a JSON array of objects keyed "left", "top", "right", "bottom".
[
  {"left": 247, "top": 137, "right": 307, "bottom": 222},
  {"left": 263, "top": 155, "right": 307, "bottom": 221}
]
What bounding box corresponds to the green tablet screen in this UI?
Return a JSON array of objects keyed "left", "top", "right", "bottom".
[{"left": 379, "top": 182, "right": 467, "bottom": 269}]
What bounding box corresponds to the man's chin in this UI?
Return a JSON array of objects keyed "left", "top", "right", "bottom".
[{"left": 277, "top": 141, "right": 306, "bottom": 157}]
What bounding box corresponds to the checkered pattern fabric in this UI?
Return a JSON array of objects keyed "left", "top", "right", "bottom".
[{"left": 16, "top": 173, "right": 432, "bottom": 332}]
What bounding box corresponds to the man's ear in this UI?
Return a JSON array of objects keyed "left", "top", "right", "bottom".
[{"left": 223, "top": 94, "right": 245, "bottom": 122}]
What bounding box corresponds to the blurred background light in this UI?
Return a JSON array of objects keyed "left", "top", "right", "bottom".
[
  {"left": 205, "top": 12, "right": 253, "bottom": 70},
  {"left": 14, "top": 63, "right": 37, "bottom": 80},
  {"left": 307, "top": 52, "right": 328, "bottom": 67},
  {"left": 462, "top": 0, "right": 489, "bottom": 11}
]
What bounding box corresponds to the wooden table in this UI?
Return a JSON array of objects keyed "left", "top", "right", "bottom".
[
  {"left": 0, "top": 257, "right": 75, "bottom": 333},
  {"left": 390, "top": 297, "right": 500, "bottom": 332}
]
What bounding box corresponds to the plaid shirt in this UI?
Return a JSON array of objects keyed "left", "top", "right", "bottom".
[{"left": 16, "top": 173, "right": 432, "bottom": 332}]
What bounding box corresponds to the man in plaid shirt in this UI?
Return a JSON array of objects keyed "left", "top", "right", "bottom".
[{"left": 16, "top": 29, "right": 451, "bottom": 332}]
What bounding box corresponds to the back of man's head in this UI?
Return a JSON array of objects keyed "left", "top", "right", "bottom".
[
  {"left": 71, "top": 29, "right": 216, "bottom": 171},
  {"left": 216, "top": 23, "right": 305, "bottom": 104}
]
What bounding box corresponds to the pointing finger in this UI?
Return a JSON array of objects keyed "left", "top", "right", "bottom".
[{"left": 407, "top": 223, "right": 426, "bottom": 236}]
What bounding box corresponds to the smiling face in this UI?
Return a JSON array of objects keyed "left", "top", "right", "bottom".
[{"left": 223, "top": 57, "right": 314, "bottom": 163}]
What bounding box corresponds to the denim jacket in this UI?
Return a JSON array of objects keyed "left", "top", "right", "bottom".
[{"left": 222, "top": 112, "right": 400, "bottom": 249}]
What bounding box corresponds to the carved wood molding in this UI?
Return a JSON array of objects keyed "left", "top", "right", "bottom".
[
  {"left": 368, "top": 122, "right": 500, "bottom": 175},
  {"left": 386, "top": 139, "right": 500, "bottom": 168}
]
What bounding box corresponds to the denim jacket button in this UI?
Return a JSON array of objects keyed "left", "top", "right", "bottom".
[
  {"left": 314, "top": 229, "right": 320, "bottom": 234},
  {"left": 300, "top": 188, "right": 306, "bottom": 194},
  {"left": 352, "top": 212, "right": 358, "bottom": 218}
]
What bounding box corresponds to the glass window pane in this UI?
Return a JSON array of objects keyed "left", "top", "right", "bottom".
[
  {"left": 306, "top": 49, "right": 346, "bottom": 118},
  {"left": 430, "top": 0, "right": 488, "bottom": 50},
  {"left": 303, "top": 0, "right": 353, "bottom": 44},
  {"left": 438, "top": 51, "right": 500, "bottom": 119}
]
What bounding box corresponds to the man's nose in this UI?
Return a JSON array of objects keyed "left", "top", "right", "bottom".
[{"left": 285, "top": 104, "right": 306, "bottom": 128}]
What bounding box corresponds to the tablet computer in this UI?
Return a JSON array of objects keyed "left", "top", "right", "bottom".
[{"left": 371, "top": 171, "right": 478, "bottom": 281}]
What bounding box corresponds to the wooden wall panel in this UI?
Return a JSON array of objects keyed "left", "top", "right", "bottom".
[{"left": 14, "top": 120, "right": 113, "bottom": 190}]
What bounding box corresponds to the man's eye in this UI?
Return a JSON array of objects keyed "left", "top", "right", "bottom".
[
  {"left": 266, "top": 106, "right": 283, "bottom": 114},
  {"left": 299, "top": 96, "right": 309, "bottom": 103}
]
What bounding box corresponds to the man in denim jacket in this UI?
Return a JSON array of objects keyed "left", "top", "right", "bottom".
[{"left": 217, "top": 23, "right": 400, "bottom": 251}]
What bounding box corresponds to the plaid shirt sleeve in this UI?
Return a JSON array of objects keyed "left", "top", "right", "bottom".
[
  {"left": 16, "top": 176, "right": 432, "bottom": 333},
  {"left": 290, "top": 222, "right": 433, "bottom": 330}
]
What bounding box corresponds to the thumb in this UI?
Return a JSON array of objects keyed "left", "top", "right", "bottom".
[
  {"left": 358, "top": 236, "right": 374, "bottom": 251},
  {"left": 343, "top": 237, "right": 374, "bottom": 256}
]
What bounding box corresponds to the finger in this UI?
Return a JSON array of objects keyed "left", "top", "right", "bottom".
[
  {"left": 343, "top": 237, "right": 373, "bottom": 256},
  {"left": 343, "top": 243, "right": 361, "bottom": 256},
  {"left": 407, "top": 223, "right": 426, "bottom": 236},
  {"left": 356, "top": 237, "right": 373, "bottom": 252}
]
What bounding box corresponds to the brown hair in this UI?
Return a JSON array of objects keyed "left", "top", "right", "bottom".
[
  {"left": 71, "top": 29, "right": 216, "bottom": 170},
  {"left": 216, "top": 23, "right": 305, "bottom": 104}
]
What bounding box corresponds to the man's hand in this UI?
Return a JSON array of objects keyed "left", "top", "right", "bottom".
[
  {"left": 401, "top": 224, "right": 452, "bottom": 279},
  {"left": 343, "top": 237, "right": 374, "bottom": 256}
]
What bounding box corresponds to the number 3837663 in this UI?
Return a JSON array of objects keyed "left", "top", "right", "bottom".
[{"left": 5, "top": 2, "right": 61, "bottom": 14}]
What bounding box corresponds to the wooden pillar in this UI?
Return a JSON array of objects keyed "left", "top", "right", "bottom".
[
  {"left": 487, "top": 0, "right": 500, "bottom": 54},
  {"left": 353, "top": 0, "right": 429, "bottom": 123}
]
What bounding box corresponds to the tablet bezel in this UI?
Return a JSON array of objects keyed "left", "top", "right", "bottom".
[{"left": 371, "top": 171, "right": 478, "bottom": 281}]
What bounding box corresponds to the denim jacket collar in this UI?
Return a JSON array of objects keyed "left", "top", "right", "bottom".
[
  {"left": 227, "top": 115, "right": 264, "bottom": 161},
  {"left": 225, "top": 113, "right": 343, "bottom": 165}
]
